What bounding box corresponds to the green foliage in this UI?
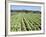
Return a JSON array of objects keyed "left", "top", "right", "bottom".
[{"left": 10, "top": 12, "right": 41, "bottom": 32}]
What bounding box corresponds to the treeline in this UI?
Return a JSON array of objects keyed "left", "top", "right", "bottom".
[
  {"left": 11, "top": 10, "right": 32, "bottom": 12},
  {"left": 11, "top": 10, "right": 41, "bottom": 14}
]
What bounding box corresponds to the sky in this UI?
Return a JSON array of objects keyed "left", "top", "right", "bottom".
[{"left": 11, "top": 5, "right": 41, "bottom": 11}]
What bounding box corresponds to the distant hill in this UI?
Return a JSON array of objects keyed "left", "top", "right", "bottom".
[{"left": 11, "top": 10, "right": 41, "bottom": 14}]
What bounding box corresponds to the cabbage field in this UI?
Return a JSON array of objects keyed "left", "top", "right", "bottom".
[{"left": 10, "top": 12, "right": 41, "bottom": 32}]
